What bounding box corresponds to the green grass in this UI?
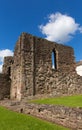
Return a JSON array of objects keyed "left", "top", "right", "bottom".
[
  {"left": 30, "top": 95, "right": 82, "bottom": 107},
  {"left": 0, "top": 106, "right": 69, "bottom": 130}
]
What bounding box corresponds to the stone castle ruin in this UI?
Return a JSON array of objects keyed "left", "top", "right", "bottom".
[{"left": 0, "top": 32, "right": 82, "bottom": 100}]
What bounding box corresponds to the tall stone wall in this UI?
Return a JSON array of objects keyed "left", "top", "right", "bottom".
[
  {"left": 0, "top": 74, "right": 11, "bottom": 99},
  {"left": 34, "top": 37, "right": 76, "bottom": 95},
  {"left": 10, "top": 35, "right": 23, "bottom": 100},
  {"left": 10, "top": 33, "right": 34, "bottom": 100},
  {"left": 3, "top": 56, "right": 13, "bottom": 76},
  {"left": 16, "top": 33, "right": 76, "bottom": 99},
  {"left": 1, "top": 56, "right": 13, "bottom": 100},
  {"left": 2, "top": 32, "right": 82, "bottom": 100},
  {"left": 11, "top": 33, "right": 82, "bottom": 100}
]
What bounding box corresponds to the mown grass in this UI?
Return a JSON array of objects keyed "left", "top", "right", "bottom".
[
  {"left": 30, "top": 95, "right": 82, "bottom": 107},
  {"left": 0, "top": 106, "right": 69, "bottom": 130}
]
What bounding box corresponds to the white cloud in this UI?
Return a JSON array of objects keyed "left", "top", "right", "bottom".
[
  {"left": 39, "top": 12, "right": 82, "bottom": 43},
  {"left": 78, "top": 27, "right": 82, "bottom": 33},
  {"left": 0, "top": 64, "right": 2, "bottom": 73},
  {"left": 76, "top": 65, "right": 82, "bottom": 76},
  {"left": 0, "top": 49, "right": 13, "bottom": 73}
]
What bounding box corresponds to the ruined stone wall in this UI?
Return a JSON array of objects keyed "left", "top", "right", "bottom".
[
  {"left": 20, "top": 33, "right": 78, "bottom": 98},
  {"left": 0, "top": 74, "right": 11, "bottom": 99},
  {"left": 3, "top": 32, "right": 82, "bottom": 100},
  {"left": 10, "top": 33, "right": 34, "bottom": 100},
  {"left": 1, "top": 100, "right": 82, "bottom": 130},
  {"left": 10, "top": 35, "right": 23, "bottom": 100},
  {"left": 20, "top": 33, "right": 34, "bottom": 98},
  {"left": 1, "top": 56, "right": 13, "bottom": 99},
  {"left": 33, "top": 36, "right": 81, "bottom": 96},
  {"left": 22, "top": 103, "right": 82, "bottom": 130},
  {"left": 3, "top": 56, "right": 13, "bottom": 76}
]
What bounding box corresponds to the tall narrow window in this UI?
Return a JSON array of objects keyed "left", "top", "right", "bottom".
[{"left": 52, "top": 50, "right": 57, "bottom": 69}]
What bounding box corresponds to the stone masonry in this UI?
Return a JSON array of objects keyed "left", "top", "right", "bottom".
[
  {"left": 0, "top": 74, "right": 10, "bottom": 99},
  {"left": 0, "top": 100, "right": 82, "bottom": 130},
  {"left": 1, "top": 32, "right": 82, "bottom": 101}
]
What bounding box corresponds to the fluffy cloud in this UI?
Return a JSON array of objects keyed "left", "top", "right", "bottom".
[
  {"left": 76, "top": 65, "right": 82, "bottom": 76},
  {"left": 0, "top": 49, "right": 13, "bottom": 73},
  {"left": 39, "top": 12, "right": 82, "bottom": 43},
  {"left": 0, "top": 65, "right": 2, "bottom": 73}
]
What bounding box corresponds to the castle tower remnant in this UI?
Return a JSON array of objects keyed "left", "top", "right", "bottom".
[{"left": 2, "top": 32, "right": 82, "bottom": 101}]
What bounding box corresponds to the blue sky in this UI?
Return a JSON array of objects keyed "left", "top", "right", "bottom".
[{"left": 0, "top": 0, "right": 82, "bottom": 72}]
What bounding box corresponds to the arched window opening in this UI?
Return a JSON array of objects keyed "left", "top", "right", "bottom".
[{"left": 52, "top": 50, "right": 57, "bottom": 69}]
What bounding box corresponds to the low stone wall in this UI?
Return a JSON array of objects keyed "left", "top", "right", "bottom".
[
  {"left": 1, "top": 100, "right": 82, "bottom": 130},
  {"left": 20, "top": 104, "right": 82, "bottom": 130}
]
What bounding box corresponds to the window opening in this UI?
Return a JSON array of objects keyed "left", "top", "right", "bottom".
[{"left": 52, "top": 50, "right": 57, "bottom": 69}]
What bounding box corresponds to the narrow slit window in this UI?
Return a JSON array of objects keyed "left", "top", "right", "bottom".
[{"left": 52, "top": 50, "right": 57, "bottom": 69}]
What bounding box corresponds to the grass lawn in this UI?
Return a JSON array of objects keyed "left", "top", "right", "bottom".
[
  {"left": 30, "top": 95, "right": 82, "bottom": 107},
  {"left": 0, "top": 106, "right": 69, "bottom": 130}
]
